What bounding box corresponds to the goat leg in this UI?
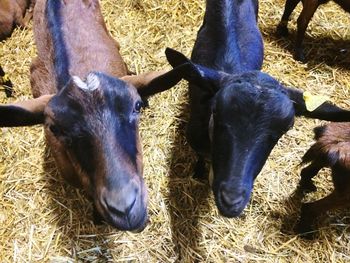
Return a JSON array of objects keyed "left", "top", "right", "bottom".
[
  {"left": 299, "top": 161, "right": 323, "bottom": 192},
  {"left": 23, "top": 8, "right": 34, "bottom": 27},
  {"left": 14, "top": 5, "right": 26, "bottom": 29},
  {"left": 277, "top": 0, "right": 301, "bottom": 37},
  {"left": 295, "top": 0, "right": 319, "bottom": 62}
]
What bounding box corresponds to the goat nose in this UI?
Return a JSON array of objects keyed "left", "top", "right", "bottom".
[
  {"left": 219, "top": 186, "right": 245, "bottom": 209},
  {"left": 105, "top": 197, "right": 137, "bottom": 217},
  {"left": 104, "top": 193, "right": 137, "bottom": 217}
]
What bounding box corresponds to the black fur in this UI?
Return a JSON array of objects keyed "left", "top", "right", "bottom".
[
  {"left": 0, "top": 105, "right": 44, "bottom": 126},
  {"left": 161, "top": 0, "right": 350, "bottom": 218},
  {"left": 46, "top": 0, "right": 70, "bottom": 89}
]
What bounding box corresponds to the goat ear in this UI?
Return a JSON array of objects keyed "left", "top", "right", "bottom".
[
  {"left": 128, "top": 65, "right": 196, "bottom": 97},
  {"left": 0, "top": 94, "right": 53, "bottom": 127},
  {"left": 165, "top": 47, "right": 223, "bottom": 94},
  {"left": 127, "top": 48, "right": 224, "bottom": 98},
  {"left": 285, "top": 87, "right": 350, "bottom": 121},
  {"left": 165, "top": 48, "right": 192, "bottom": 68},
  {"left": 121, "top": 70, "right": 167, "bottom": 92}
]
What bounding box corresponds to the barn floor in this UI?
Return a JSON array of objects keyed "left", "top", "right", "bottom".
[{"left": 1, "top": 0, "right": 350, "bottom": 262}]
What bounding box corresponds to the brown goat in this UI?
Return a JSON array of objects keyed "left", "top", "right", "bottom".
[
  {"left": 0, "top": 0, "right": 35, "bottom": 40},
  {"left": 298, "top": 122, "right": 350, "bottom": 237},
  {"left": 0, "top": 0, "right": 183, "bottom": 231},
  {"left": 276, "top": 0, "right": 350, "bottom": 62}
]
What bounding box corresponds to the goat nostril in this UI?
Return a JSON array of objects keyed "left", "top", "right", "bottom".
[
  {"left": 126, "top": 197, "right": 137, "bottom": 215},
  {"left": 220, "top": 189, "right": 244, "bottom": 208},
  {"left": 104, "top": 197, "right": 137, "bottom": 217}
]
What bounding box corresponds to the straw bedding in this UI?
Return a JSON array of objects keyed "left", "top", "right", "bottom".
[{"left": 0, "top": 0, "right": 350, "bottom": 261}]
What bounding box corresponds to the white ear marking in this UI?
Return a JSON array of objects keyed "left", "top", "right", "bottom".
[
  {"left": 86, "top": 73, "right": 100, "bottom": 91},
  {"left": 209, "top": 165, "right": 214, "bottom": 187},
  {"left": 209, "top": 113, "right": 214, "bottom": 142},
  {"left": 72, "top": 76, "right": 88, "bottom": 90}
]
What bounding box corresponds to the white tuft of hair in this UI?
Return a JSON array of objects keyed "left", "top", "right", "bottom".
[
  {"left": 209, "top": 114, "right": 214, "bottom": 142},
  {"left": 72, "top": 73, "right": 100, "bottom": 91},
  {"left": 86, "top": 73, "right": 100, "bottom": 91},
  {"left": 72, "top": 76, "right": 88, "bottom": 90}
]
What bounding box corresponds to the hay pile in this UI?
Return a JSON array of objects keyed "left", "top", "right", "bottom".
[{"left": 1, "top": 0, "right": 350, "bottom": 261}]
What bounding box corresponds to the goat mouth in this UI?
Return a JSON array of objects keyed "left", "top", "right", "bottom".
[
  {"left": 130, "top": 214, "right": 149, "bottom": 233},
  {"left": 216, "top": 201, "right": 245, "bottom": 218},
  {"left": 214, "top": 192, "right": 248, "bottom": 218},
  {"left": 95, "top": 201, "right": 148, "bottom": 232},
  {"left": 217, "top": 204, "right": 245, "bottom": 218},
  {"left": 218, "top": 206, "right": 245, "bottom": 217}
]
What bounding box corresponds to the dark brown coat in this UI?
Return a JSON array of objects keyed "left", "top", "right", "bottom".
[{"left": 298, "top": 122, "right": 350, "bottom": 236}]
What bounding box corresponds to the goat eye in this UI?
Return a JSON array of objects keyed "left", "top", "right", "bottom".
[{"left": 134, "top": 101, "right": 143, "bottom": 113}]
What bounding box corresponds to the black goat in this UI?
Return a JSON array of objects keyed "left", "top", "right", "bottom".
[{"left": 162, "top": 0, "right": 350, "bottom": 218}]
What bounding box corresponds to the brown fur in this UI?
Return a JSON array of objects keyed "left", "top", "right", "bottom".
[
  {"left": 303, "top": 123, "right": 350, "bottom": 170},
  {"left": 31, "top": 0, "right": 127, "bottom": 97},
  {"left": 12, "top": 94, "right": 52, "bottom": 112},
  {"left": 298, "top": 122, "right": 350, "bottom": 237},
  {"left": 30, "top": 0, "right": 132, "bottom": 189},
  {"left": 23, "top": 0, "right": 171, "bottom": 230},
  {"left": 121, "top": 70, "right": 168, "bottom": 89},
  {"left": 0, "top": 0, "right": 35, "bottom": 41}
]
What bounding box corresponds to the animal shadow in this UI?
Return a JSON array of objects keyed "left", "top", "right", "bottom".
[
  {"left": 42, "top": 146, "right": 114, "bottom": 261},
  {"left": 166, "top": 98, "right": 211, "bottom": 262},
  {"left": 278, "top": 183, "right": 322, "bottom": 239},
  {"left": 279, "top": 184, "right": 307, "bottom": 236},
  {"left": 279, "top": 179, "right": 350, "bottom": 240},
  {"left": 263, "top": 27, "right": 350, "bottom": 69}
]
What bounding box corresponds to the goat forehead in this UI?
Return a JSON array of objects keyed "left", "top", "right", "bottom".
[
  {"left": 216, "top": 87, "right": 288, "bottom": 115},
  {"left": 46, "top": 98, "right": 137, "bottom": 136},
  {"left": 44, "top": 114, "right": 139, "bottom": 171},
  {"left": 50, "top": 81, "right": 137, "bottom": 117},
  {"left": 77, "top": 72, "right": 134, "bottom": 101},
  {"left": 213, "top": 91, "right": 294, "bottom": 137},
  {"left": 93, "top": 72, "right": 137, "bottom": 95}
]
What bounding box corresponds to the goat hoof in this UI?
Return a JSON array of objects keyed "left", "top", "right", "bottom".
[
  {"left": 276, "top": 25, "right": 289, "bottom": 37},
  {"left": 295, "top": 216, "right": 316, "bottom": 239},
  {"left": 296, "top": 204, "right": 317, "bottom": 239},
  {"left": 294, "top": 50, "right": 306, "bottom": 63},
  {"left": 296, "top": 222, "right": 316, "bottom": 239}
]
